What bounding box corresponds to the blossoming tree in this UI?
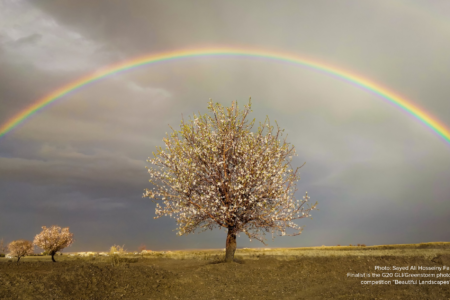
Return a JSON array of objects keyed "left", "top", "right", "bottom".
[
  {"left": 33, "top": 225, "right": 74, "bottom": 262},
  {"left": 8, "top": 239, "right": 34, "bottom": 263},
  {"left": 143, "top": 98, "right": 318, "bottom": 262}
]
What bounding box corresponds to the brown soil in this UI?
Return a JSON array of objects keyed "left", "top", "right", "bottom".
[{"left": 1, "top": 243, "right": 450, "bottom": 299}]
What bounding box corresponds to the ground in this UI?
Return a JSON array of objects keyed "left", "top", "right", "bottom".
[{"left": 1, "top": 243, "right": 449, "bottom": 299}]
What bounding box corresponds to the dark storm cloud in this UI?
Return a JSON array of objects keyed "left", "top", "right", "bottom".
[{"left": 0, "top": 146, "right": 146, "bottom": 187}]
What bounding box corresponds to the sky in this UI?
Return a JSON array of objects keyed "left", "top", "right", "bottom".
[{"left": 0, "top": 0, "right": 449, "bottom": 253}]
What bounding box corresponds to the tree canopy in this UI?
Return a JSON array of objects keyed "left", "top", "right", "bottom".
[{"left": 143, "top": 98, "right": 317, "bottom": 261}]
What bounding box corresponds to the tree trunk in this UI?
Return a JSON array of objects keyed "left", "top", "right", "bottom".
[
  {"left": 16, "top": 256, "right": 20, "bottom": 263},
  {"left": 51, "top": 253, "right": 56, "bottom": 262},
  {"left": 225, "top": 227, "right": 237, "bottom": 263}
]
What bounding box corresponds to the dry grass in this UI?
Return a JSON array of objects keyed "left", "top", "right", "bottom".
[{"left": 20, "top": 241, "right": 447, "bottom": 263}]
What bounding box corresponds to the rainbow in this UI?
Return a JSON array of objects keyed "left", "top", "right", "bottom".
[{"left": 1, "top": 47, "right": 449, "bottom": 145}]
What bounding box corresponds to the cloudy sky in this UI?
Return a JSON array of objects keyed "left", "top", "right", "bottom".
[{"left": 1, "top": 0, "right": 449, "bottom": 253}]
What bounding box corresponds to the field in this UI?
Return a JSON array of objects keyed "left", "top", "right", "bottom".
[{"left": 1, "top": 242, "right": 450, "bottom": 299}]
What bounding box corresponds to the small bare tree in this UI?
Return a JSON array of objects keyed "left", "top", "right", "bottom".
[
  {"left": 109, "top": 244, "right": 127, "bottom": 267},
  {"left": 33, "top": 225, "right": 74, "bottom": 262},
  {"left": 8, "top": 240, "right": 34, "bottom": 263},
  {"left": 0, "top": 238, "right": 7, "bottom": 255},
  {"left": 143, "top": 98, "right": 317, "bottom": 262},
  {"left": 109, "top": 244, "right": 127, "bottom": 255}
]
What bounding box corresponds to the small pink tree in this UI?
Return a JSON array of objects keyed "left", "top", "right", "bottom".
[
  {"left": 8, "top": 240, "right": 34, "bottom": 263},
  {"left": 138, "top": 243, "right": 147, "bottom": 252},
  {"left": 33, "top": 225, "right": 74, "bottom": 262}
]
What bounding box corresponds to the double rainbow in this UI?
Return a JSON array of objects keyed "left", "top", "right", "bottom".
[{"left": 0, "top": 47, "right": 449, "bottom": 145}]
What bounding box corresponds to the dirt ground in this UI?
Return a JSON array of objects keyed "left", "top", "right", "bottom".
[{"left": 1, "top": 243, "right": 450, "bottom": 300}]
